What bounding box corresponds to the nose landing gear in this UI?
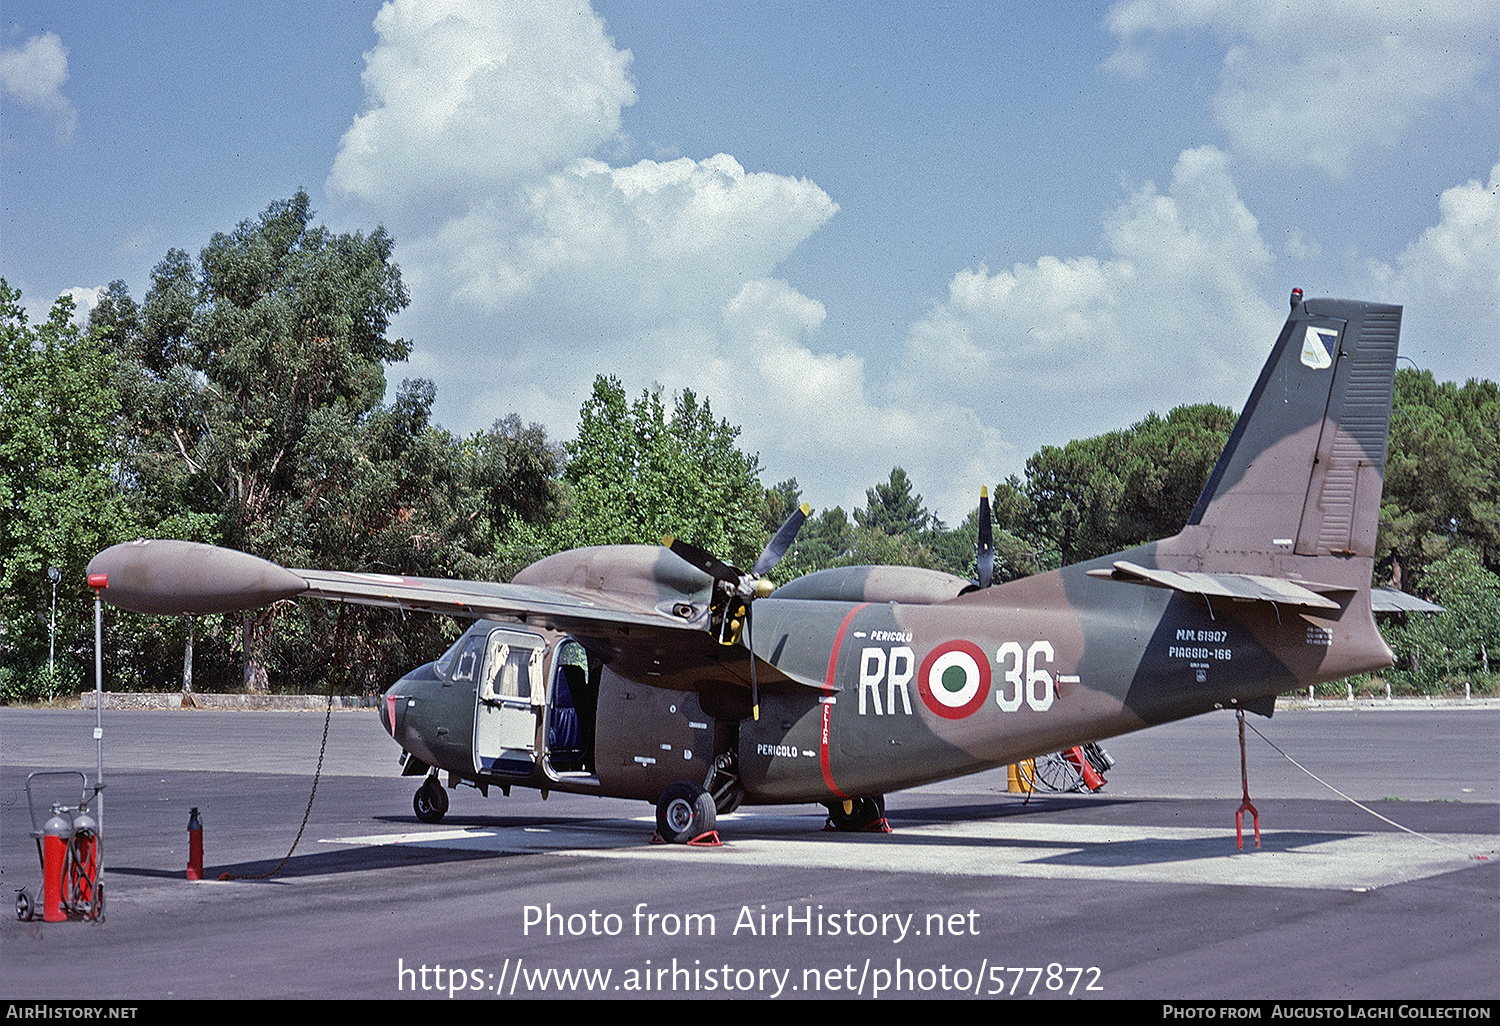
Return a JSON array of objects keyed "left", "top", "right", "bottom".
[{"left": 413, "top": 776, "right": 449, "bottom": 824}]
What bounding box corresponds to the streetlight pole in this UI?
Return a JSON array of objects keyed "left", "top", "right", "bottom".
[{"left": 47, "top": 566, "right": 60, "bottom": 699}]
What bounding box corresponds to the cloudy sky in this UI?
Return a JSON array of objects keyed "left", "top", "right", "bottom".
[{"left": 4, "top": 1, "right": 1497, "bottom": 524}]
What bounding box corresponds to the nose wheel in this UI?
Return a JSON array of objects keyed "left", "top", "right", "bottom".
[{"left": 413, "top": 776, "right": 449, "bottom": 824}]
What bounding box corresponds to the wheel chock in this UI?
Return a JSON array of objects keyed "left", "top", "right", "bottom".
[
  {"left": 822, "top": 816, "right": 893, "bottom": 833},
  {"left": 649, "top": 830, "right": 723, "bottom": 847}
]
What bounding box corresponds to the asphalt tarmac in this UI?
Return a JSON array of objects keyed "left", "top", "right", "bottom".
[{"left": 2, "top": 702, "right": 1495, "bottom": 1001}]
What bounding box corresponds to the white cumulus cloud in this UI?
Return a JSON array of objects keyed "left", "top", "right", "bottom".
[
  {"left": 60, "top": 285, "right": 104, "bottom": 328},
  {"left": 0, "top": 31, "right": 77, "bottom": 141},
  {"left": 653, "top": 278, "right": 1018, "bottom": 522},
  {"left": 327, "top": 0, "right": 636, "bottom": 215},
  {"left": 326, "top": 4, "right": 1352, "bottom": 525},
  {"left": 388, "top": 149, "right": 841, "bottom": 459},
  {"left": 1106, "top": 0, "right": 1500, "bottom": 175},
  {"left": 326, "top": 2, "right": 867, "bottom": 509},
  {"left": 1368, "top": 163, "right": 1500, "bottom": 379},
  {"left": 425, "top": 153, "right": 837, "bottom": 333},
  {"left": 897, "top": 146, "right": 1279, "bottom": 470}
]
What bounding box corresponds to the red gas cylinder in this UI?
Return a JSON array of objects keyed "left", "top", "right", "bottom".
[{"left": 42, "top": 805, "right": 72, "bottom": 922}]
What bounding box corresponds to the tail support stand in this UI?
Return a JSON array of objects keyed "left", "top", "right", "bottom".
[{"left": 1235, "top": 708, "right": 1260, "bottom": 850}]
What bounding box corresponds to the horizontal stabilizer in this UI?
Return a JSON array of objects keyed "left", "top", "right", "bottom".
[
  {"left": 1370, "top": 587, "right": 1444, "bottom": 614},
  {"left": 1087, "top": 560, "right": 1345, "bottom": 611}
]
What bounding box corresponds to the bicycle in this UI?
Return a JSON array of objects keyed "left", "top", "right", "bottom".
[{"left": 1026, "top": 742, "right": 1115, "bottom": 793}]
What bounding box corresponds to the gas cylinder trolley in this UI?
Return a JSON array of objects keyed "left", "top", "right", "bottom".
[{"left": 16, "top": 770, "right": 104, "bottom": 923}]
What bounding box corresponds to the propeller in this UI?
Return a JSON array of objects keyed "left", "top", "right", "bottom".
[
  {"left": 663, "top": 502, "right": 810, "bottom": 719},
  {"left": 754, "top": 501, "right": 809, "bottom": 577},
  {"left": 977, "top": 487, "right": 994, "bottom": 590}
]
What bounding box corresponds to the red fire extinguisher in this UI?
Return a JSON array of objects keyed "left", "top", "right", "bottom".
[{"left": 187, "top": 808, "right": 203, "bottom": 881}]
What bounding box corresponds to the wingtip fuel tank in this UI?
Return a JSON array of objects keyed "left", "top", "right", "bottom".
[{"left": 87, "top": 539, "right": 307, "bottom": 615}]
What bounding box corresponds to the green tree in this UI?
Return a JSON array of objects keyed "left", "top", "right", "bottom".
[
  {"left": 1, "top": 283, "right": 136, "bottom": 699},
  {"left": 268, "top": 380, "right": 559, "bottom": 693},
  {"left": 1023, "top": 404, "right": 1234, "bottom": 564},
  {"left": 770, "top": 505, "right": 853, "bottom": 581},
  {"left": 804, "top": 506, "right": 854, "bottom": 565},
  {"left": 469, "top": 414, "right": 564, "bottom": 535},
  {"left": 115, "top": 191, "right": 411, "bottom": 691},
  {"left": 139, "top": 191, "right": 409, "bottom": 547},
  {"left": 1384, "top": 547, "right": 1500, "bottom": 691},
  {"left": 854, "top": 467, "right": 936, "bottom": 537},
  {"left": 844, "top": 528, "right": 944, "bottom": 571},
  {"left": 761, "top": 478, "right": 803, "bottom": 536},
  {"left": 1379, "top": 370, "right": 1500, "bottom": 591},
  {"left": 80, "top": 194, "right": 574, "bottom": 696},
  {"left": 985, "top": 475, "right": 1051, "bottom": 581},
  {"left": 546, "top": 376, "right": 766, "bottom": 569}
]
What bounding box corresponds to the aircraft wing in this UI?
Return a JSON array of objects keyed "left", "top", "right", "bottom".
[
  {"left": 294, "top": 567, "right": 682, "bottom": 629},
  {"left": 1090, "top": 561, "right": 1449, "bottom": 616},
  {"left": 89, "top": 540, "right": 678, "bottom": 624},
  {"left": 297, "top": 566, "right": 798, "bottom": 690},
  {"left": 86, "top": 539, "right": 813, "bottom": 692}
]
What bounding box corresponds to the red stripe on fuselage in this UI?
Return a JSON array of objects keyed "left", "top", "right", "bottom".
[{"left": 820, "top": 603, "right": 868, "bottom": 799}]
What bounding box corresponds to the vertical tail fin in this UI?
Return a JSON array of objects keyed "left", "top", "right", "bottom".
[{"left": 1186, "top": 295, "right": 1401, "bottom": 580}]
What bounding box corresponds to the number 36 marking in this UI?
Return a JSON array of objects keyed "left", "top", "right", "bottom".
[{"left": 995, "top": 641, "right": 1054, "bottom": 713}]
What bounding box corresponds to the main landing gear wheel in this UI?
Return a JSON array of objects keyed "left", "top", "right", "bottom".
[
  {"left": 655, "top": 781, "right": 717, "bottom": 844},
  {"left": 413, "top": 777, "right": 449, "bottom": 824},
  {"left": 824, "top": 795, "right": 889, "bottom": 833}
]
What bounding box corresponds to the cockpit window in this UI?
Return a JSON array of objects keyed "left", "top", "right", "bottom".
[
  {"left": 435, "top": 627, "right": 544, "bottom": 696},
  {"left": 435, "top": 632, "right": 484, "bottom": 681}
]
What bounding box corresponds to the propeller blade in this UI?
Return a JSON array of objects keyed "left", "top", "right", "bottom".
[
  {"left": 664, "top": 503, "right": 802, "bottom": 717},
  {"left": 662, "top": 535, "right": 742, "bottom": 586},
  {"left": 752, "top": 502, "right": 811, "bottom": 577},
  {"left": 977, "top": 487, "right": 994, "bottom": 590},
  {"left": 745, "top": 604, "right": 760, "bottom": 721}
]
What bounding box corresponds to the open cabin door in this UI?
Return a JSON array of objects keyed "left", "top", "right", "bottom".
[
  {"left": 472, "top": 627, "right": 546, "bottom": 776},
  {"left": 542, "top": 639, "right": 597, "bottom": 779}
]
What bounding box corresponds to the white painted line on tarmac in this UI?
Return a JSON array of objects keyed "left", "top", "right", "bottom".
[{"left": 322, "top": 816, "right": 1496, "bottom": 891}]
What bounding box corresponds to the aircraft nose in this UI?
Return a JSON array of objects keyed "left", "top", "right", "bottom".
[
  {"left": 379, "top": 678, "right": 408, "bottom": 739},
  {"left": 380, "top": 668, "right": 430, "bottom": 741},
  {"left": 379, "top": 690, "right": 396, "bottom": 738}
]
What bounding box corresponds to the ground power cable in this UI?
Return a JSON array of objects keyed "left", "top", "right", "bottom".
[
  {"left": 1241, "top": 715, "right": 1490, "bottom": 861},
  {"left": 219, "top": 603, "right": 344, "bottom": 881}
]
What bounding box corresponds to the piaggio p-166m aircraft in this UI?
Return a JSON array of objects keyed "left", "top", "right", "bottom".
[{"left": 90, "top": 291, "right": 1403, "bottom": 843}]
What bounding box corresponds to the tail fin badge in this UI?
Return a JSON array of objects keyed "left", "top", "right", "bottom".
[{"left": 1300, "top": 325, "right": 1338, "bottom": 369}]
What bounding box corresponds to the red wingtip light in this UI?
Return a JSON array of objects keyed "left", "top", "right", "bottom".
[{"left": 88, "top": 573, "right": 108, "bottom": 591}]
